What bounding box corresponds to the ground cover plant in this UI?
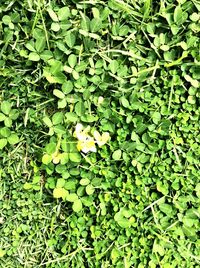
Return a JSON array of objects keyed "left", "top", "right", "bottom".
[{"left": 0, "top": 0, "right": 200, "bottom": 267}]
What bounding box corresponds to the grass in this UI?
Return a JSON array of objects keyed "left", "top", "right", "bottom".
[{"left": 0, "top": 0, "right": 200, "bottom": 267}]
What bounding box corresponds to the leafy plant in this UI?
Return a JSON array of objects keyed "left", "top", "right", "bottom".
[
  {"left": 0, "top": 0, "right": 200, "bottom": 267},
  {"left": 0, "top": 101, "right": 19, "bottom": 127},
  {"left": 0, "top": 127, "right": 19, "bottom": 149}
]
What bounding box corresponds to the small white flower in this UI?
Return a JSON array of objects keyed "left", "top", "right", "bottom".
[
  {"left": 98, "top": 96, "right": 104, "bottom": 105},
  {"left": 75, "top": 123, "right": 96, "bottom": 153},
  {"left": 74, "top": 124, "right": 110, "bottom": 153},
  {"left": 75, "top": 123, "right": 83, "bottom": 133},
  {"left": 77, "top": 137, "right": 96, "bottom": 153},
  {"left": 0, "top": 217, "right": 4, "bottom": 224}
]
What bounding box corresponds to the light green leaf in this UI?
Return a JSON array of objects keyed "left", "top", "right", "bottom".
[
  {"left": 0, "top": 139, "right": 7, "bottom": 149},
  {"left": 56, "top": 178, "right": 65, "bottom": 188},
  {"left": 190, "top": 12, "right": 200, "bottom": 22},
  {"left": 9, "top": 109, "right": 19, "bottom": 120},
  {"left": 2, "top": 15, "right": 11, "bottom": 25},
  {"left": 112, "top": 149, "right": 122, "bottom": 160},
  {"left": 72, "top": 199, "right": 82, "bottom": 212},
  {"left": 92, "top": 7, "right": 100, "bottom": 18},
  {"left": 65, "top": 31, "right": 76, "bottom": 48},
  {"left": 64, "top": 181, "right": 76, "bottom": 190},
  {"left": 153, "top": 241, "right": 165, "bottom": 256},
  {"left": 42, "top": 154, "right": 52, "bottom": 165},
  {"left": 53, "top": 188, "right": 68, "bottom": 199},
  {"left": 81, "top": 114, "right": 98, "bottom": 123},
  {"left": 90, "top": 18, "right": 102, "bottom": 32},
  {"left": 174, "top": 5, "right": 183, "bottom": 24},
  {"left": 143, "top": 0, "right": 151, "bottom": 18},
  {"left": 32, "top": 28, "right": 44, "bottom": 39},
  {"left": 88, "top": 33, "right": 100, "bottom": 39},
  {"left": 69, "top": 153, "right": 81, "bottom": 163},
  {"left": 188, "top": 96, "right": 196, "bottom": 104},
  {"left": 23, "top": 182, "right": 32, "bottom": 190},
  {"left": 72, "top": 70, "right": 79, "bottom": 80},
  {"left": 85, "top": 184, "right": 95, "bottom": 195},
  {"left": 51, "top": 22, "right": 60, "bottom": 32},
  {"left": 75, "top": 101, "right": 85, "bottom": 116},
  {"left": 65, "top": 112, "right": 78, "bottom": 122},
  {"left": 4, "top": 117, "right": 12, "bottom": 127},
  {"left": 68, "top": 54, "right": 77, "bottom": 68},
  {"left": 43, "top": 117, "right": 53, "bottom": 127},
  {"left": 0, "top": 113, "right": 5, "bottom": 121},
  {"left": 152, "top": 111, "right": 161, "bottom": 124},
  {"left": 111, "top": 248, "right": 120, "bottom": 261},
  {"left": 25, "top": 41, "right": 36, "bottom": 52},
  {"left": 1, "top": 101, "right": 11, "bottom": 115},
  {"left": 63, "top": 88, "right": 77, "bottom": 99},
  {"left": 63, "top": 66, "right": 73, "bottom": 73},
  {"left": 52, "top": 112, "right": 64, "bottom": 125},
  {"left": 0, "top": 127, "right": 11, "bottom": 137},
  {"left": 114, "top": 211, "right": 130, "bottom": 228},
  {"left": 58, "top": 99, "right": 67, "bottom": 109},
  {"left": 40, "top": 50, "right": 53, "bottom": 61},
  {"left": 35, "top": 37, "right": 46, "bottom": 52},
  {"left": 45, "top": 142, "right": 56, "bottom": 154},
  {"left": 182, "top": 217, "right": 196, "bottom": 228},
  {"left": 120, "top": 97, "right": 130, "bottom": 108},
  {"left": 28, "top": 52, "right": 40, "bottom": 61},
  {"left": 66, "top": 193, "right": 78, "bottom": 202},
  {"left": 56, "top": 41, "right": 69, "bottom": 54},
  {"left": 47, "top": 8, "right": 59, "bottom": 22},
  {"left": 79, "top": 29, "right": 89, "bottom": 37},
  {"left": 58, "top": 7, "right": 70, "bottom": 21},
  {"left": 195, "top": 183, "right": 200, "bottom": 198},
  {"left": 109, "top": 60, "right": 119, "bottom": 74},
  {"left": 157, "top": 181, "right": 168, "bottom": 195},
  {"left": 53, "top": 89, "right": 65, "bottom": 99},
  {"left": 159, "top": 203, "right": 173, "bottom": 215},
  {"left": 7, "top": 133, "right": 19, "bottom": 145},
  {"left": 0, "top": 248, "right": 6, "bottom": 257},
  {"left": 60, "top": 152, "right": 69, "bottom": 164},
  {"left": 53, "top": 125, "right": 66, "bottom": 135},
  {"left": 80, "top": 178, "right": 90, "bottom": 186},
  {"left": 80, "top": 15, "right": 90, "bottom": 31}
]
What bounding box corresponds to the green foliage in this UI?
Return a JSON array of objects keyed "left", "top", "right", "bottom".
[
  {"left": 0, "top": 101, "right": 19, "bottom": 127},
  {"left": 0, "top": 0, "right": 200, "bottom": 267}
]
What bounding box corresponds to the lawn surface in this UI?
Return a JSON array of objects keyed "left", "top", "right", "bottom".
[{"left": 0, "top": 0, "right": 200, "bottom": 267}]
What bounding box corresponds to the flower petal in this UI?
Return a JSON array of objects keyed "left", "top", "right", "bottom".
[
  {"left": 75, "top": 123, "right": 83, "bottom": 133},
  {"left": 93, "top": 130, "right": 101, "bottom": 141},
  {"left": 102, "top": 132, "right": 110, "bottom": 142}
]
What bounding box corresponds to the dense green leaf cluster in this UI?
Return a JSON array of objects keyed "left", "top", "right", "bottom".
[{"left": 0, "top": 0, "right": 199, "bottom": 267}]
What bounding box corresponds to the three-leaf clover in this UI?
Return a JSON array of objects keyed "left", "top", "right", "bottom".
[
  {"left": 53, "top": 188, "right": 83, "bottom": 212},
  {"left": 53, "top": 81, "right": 74, "bottom": 109},
  {"left": 43, "top": 112, "right": 65, "bottom": 135},
  {"left": 73, "top": 124, "right": 110, "bottom": 153},
  {"left": 0, "top": 127, "right": 19, "bottom": 149},
  {"left": 0, "top": 101, "right": 19, "bottom": 127},
  {"left": 63, "top": 54, "right": 80, "bottom": 80}
]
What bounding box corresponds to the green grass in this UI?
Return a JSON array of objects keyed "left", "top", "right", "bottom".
[{"left": 0, "top": 0, "right": 200, "bottom": 267}]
